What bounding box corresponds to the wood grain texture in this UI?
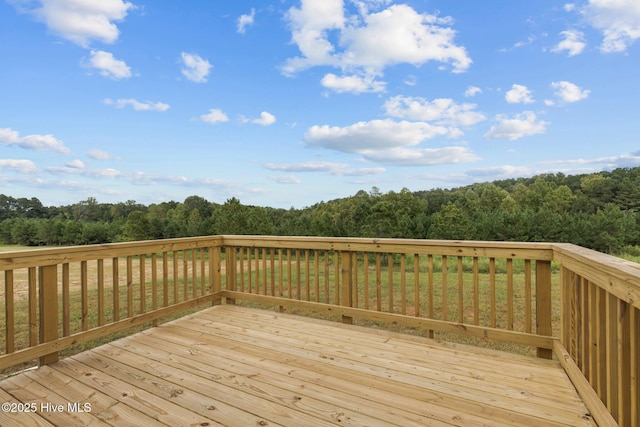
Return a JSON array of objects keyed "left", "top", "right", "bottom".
[{"left": 1, "top": 305, "right": 596, "bottom": 427}]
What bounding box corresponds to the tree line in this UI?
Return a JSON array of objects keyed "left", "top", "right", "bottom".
[{"left": 1, "top": 167, "right": 639, "bottom": 254}]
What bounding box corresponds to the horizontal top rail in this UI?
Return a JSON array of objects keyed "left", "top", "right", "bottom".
[
  {"left": 0, "top": 235, "right": 557, "bottom": 270},
  {"left": 219, "top": 235, "right": 556, "bottom": 260},
  {"left": 553, "top": 242, "right": 640, "bottom": 310},
  {"left": 0, "top": 236, "right": 223, "bottom": 270}
]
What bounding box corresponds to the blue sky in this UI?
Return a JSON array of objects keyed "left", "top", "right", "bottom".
[{"left": 1, "top": 0, "right": 639, "bottom": 209}]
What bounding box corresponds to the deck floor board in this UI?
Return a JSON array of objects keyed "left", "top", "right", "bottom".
[{"left": 0, "top": 305, "right": 597, "bottom": 426}]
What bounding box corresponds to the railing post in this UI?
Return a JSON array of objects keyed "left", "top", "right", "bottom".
[
  {"left": 39, "top": 264, "right": 59, "bottom": 366},
  {"left": 225, "top": 246, "right": 236, "bottom": 305},
  {"left": 536, "top": 260, "right": 553, "bottom": 359},
  {"left": 210, "top": 245, "right": 222, "bottom": 305},
  {"left": 341, "top": 251, "right": 353, "bottom": 324}
]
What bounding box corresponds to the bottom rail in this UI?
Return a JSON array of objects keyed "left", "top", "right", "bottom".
[{"left": 0, "top": 294, "right": 217, "bottom": 371}]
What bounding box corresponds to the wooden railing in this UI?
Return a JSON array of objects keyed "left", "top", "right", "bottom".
[
  {"left": 1, "top": 236, "right": 638, "bottom": 426},
  {"left": 553, "top": 243, "right": 639, "bottom": 427}
]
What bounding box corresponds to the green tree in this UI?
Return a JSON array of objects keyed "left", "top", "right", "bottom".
[
  {"left": 122, "top": 211, "right": 152, "bottom": 241},
  {"left": 428, "top": 202, "right": 475, "bottom": 240}
]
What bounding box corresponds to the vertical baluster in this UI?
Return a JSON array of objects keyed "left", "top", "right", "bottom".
[
  {"left": 59, "top": 266, "right": 68, "bottom": 333},
  {"left": 352, "top": 252, "right": 358, "bottom": 309},
  {"left": 489, "top": 258, "right": 496, "bottom": 328},
  {"left": 192, "top": 248, "right": 197, "bottom": 299},
  {"left": 525, "top": 260, "right": 532, "bottom": 333},
  {"left": 363, "top": 253, "right": 370, "bottom": 310},
  {"left": 81, "top": 260, "right": 89, "bottom": 330},
  {"left": 246, "top": 247, "right": 251, "bottom": 293},
  {"left": 98, "top": 259, "right": 105, "bottom": 326},
  {"left": 388, "top": 253, "right": 394, "bottom": 313},
  {"left": 631, "top": 305, "right": 638, "bottom": 427},
  {"left": 270, "top": 248, "right": 276, "bottom": 297},
  {"left": 182, "top": 250, "right": 188, "bottom": 302},
  {"left": 414, "top": 254, "right": 420, "bottom": 317},
  {"left": 140, "top": 256, "right": 146, "bottom": 313},
  {"left": 596, "top": 286, "right": 607, "bottom": 402},
  {"left": 286, "top": 249, "right": 292, "bottom": 298},
  {"left": 507, "top": 258, "right": 513, "bottom": 330},
  {"left": 264, "top": 248, "right": 269, "bottom": 297},
  {"left": 296, "top": 249, "right": 301, "bottom": 300},
  {"left": 201, "top": 248, "right": 206, "bottom": 296},
  {"left": 113, "top": 257, "right": 119, "bottom": 321},
  {"left": 442, "top": 256, "right": 448, "bottom": 321},
  {"left": 127, "top": 256, "right": 133, "bottom": 318},
  {"left": 278, "top": 248, "right": 284, "bottom": 297},
  {"left": 305, "top": 250, "right": 311, "bottom": 301},
  {"left": 253, "top": 248, "right": 260, "bottom": 294},
  {"left": 28, "top": 268, "right": 37, "bottom": 346},
  {"left": 334, "top": 251, "right": 340, "bottom": 306},
  {"left": 172, "top": 251, "right": 178, "bottom": 304},
  {"left": 428, "top": 254, "right": 434, "bottom": 322},
  {"left": 458, "top": 256, "right": 464, "bottom": 324},
  {"left": 400, "top": 254, "right": 406, "bottom": 315},
  {"left": 473, "top": 257, "right": 479, "bottom": 326},
  {"left": 314, "top": 250, "right": 320, "bottom": 302},
  {"left": 262, "top": 248, "right": 275, "bottom": 296},
  {"left": 376, "top": 253, "right": 382, "bottom": 311},
  {"left": 4, "top": 271, "right": 14, "bottom": 353},
  {"left": 152, "top": 253, "right": 158, "bottom": 326},
  {"left": 617, "top": 299, "right": 631, "bottom": 427},
  {"left": 324, "top": 250, "right": 330, "bottom": 304},
  {"left": 162, "top": 252, "right": 169, "bottom": 308},
  {"left": 63, "top": 263, "right": 70, "bottom": 334},
  {"left": 581, "top": 278, "right": 590, "bottom": 377}
]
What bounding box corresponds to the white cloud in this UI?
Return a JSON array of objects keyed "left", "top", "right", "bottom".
[
  {"left": 87, "top": 50, "right": 131, "bottom": 79},
  {"left": 306, "top": 119, "right": 449, "bottom": 153},
  {"left": 181, "top": 52, "right": 212, "bottom": 83},
  {"left": 339, "top": 5, "right": 471, "bottom": 72},
  {"left": 304, "top": 119, "right": 479, "bottom": 166},
  {"left": 283, "top": 2, "right": 471, "bottom": 87},
  {"left": 552, "top": 30, "right": 587, "bottom": 56},
  {"left": 265, "top": 161, "right": 350, "bottom": 173},
  {"left": 0, "top": 127, "right": 70, "bottom": 154},
  {"left": 88, "top": 149, "right": 112, "bottom": 160},
  {"left": 384, "top": 96, "right": 486, "bottom": 128},
  {"left": 321, "top": 73, "right": 385, "bottom": 93},
  {"left": 464, "top": 86, "right": 482, "bottom": 97},
  {"left": 237, "top": 8, "right": 255, "bottom": 34},
  {"left": 200, "top": 109, "right": 229, "bottom": 124},
  {"left": 403, "top": 75, "right": 417, "bottom": 86},
  {"left": 12, "top": 0, "right": 134, "bottom": 47},
  {"left": 551, "top": 81, "right": 590, "bottom": 103},
  {"left": 104, "top": 98, "right": 169, "bottom": 111},
  {"left": 467, "top": 165, "right": 533, "bottom": 179},
  {"left": 505, "top": 84, "right": 534, "bottom": 104},
  {"left": 0, "top": 159, "right": 38, "bottom": 174},
  {"left": 582, "top": 0, "right": 640, "bottom": 53},
  {"left": 264, "top": 161, "right": 385, "bottom": 176},
  {"left": 269, "top": 175, "right": 302, "bottom": 184},
  {"left": 251, "top": 111, "right": 277, "bottom": 126},
  {"left": 66, "top": 159, "right": 85, "bottom": 168},
  {"left": 542, "top": 150, "right": 640, "bottom": 169},
  {"left": 484, "top": 111, "right": 548, "bottom": 141},
  {"left": 361, "top": 146, "right": 479, "bottom": 166},
  {"left": 47, "top": 164, "right": 124, "bottom": 178}
]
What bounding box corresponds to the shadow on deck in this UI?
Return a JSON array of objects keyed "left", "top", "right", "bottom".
[{"left": 0, "top": 305, "right": 595, "bottom": 427}]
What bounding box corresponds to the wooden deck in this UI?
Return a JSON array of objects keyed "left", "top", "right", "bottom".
[{"left": 0, "top": 305, "right": 596, "bottom": 427}]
